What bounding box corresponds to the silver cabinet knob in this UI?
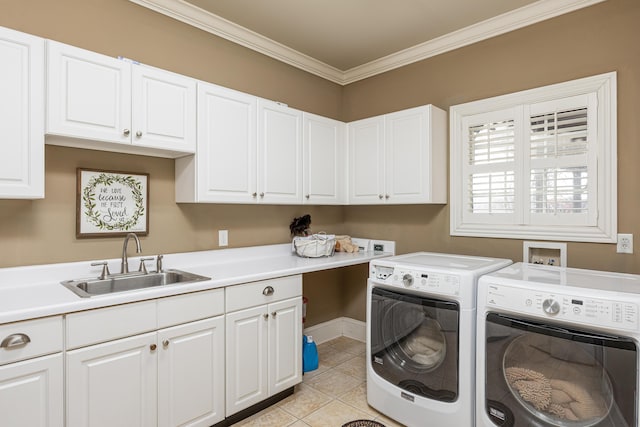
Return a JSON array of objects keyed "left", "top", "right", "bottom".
[
  {"left": 1, "top": 333, "right": 31, "bottom": 349},
  {"left": 136, "top": 131, "right": 142, "bottom": 137},
  {"left": 542, "top": 299, "right": 561, "bottom": 315},
  {"left": 378, "top": 194, "right": 383, "bottom": 199},
  {"left": 123, "top": 129, "right": 130, "bottom": 136},
  {"left": 263, "top": 313, "right": 269, "bottom": 320},
  {"left": 259, "top": 192, "right": 264, "bottom": 198},
  {"left": 252, "top": 192, "right": 257, "bottom": 197},
  {"left": 305, "top": 194, "right": 310, "bottom": 199},
  {"left": 150, "top": 343, "right": 157, "bottom": 351},
  {"left": 271, "top": 312, "right": 277, "bottom": 318},
  {"left": 162, "top": 340, "right": 170, "bottom": 348},
  {"left": 263, "top": 286, "right": 274, "bottom": 296},
  {"left": 385, "top": 194, "right": 390, "bottom": 199}
]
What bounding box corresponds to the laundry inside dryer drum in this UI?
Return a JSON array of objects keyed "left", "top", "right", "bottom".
[
  {"left": 503, "top": 333, "right": 613, "bottom": 427},
  {"left": 383, "top": 306, "right": 447, "bottom": 374}
]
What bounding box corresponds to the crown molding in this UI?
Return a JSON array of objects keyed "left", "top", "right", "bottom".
[{"left": 129, "top": 0, "right": 606, "bottom": 86}]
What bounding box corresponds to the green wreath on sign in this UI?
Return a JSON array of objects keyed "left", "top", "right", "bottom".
[{"left": 82, "top": 173, "right": 145, "bottom": 231}]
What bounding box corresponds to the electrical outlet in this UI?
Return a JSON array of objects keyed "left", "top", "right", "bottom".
[
  {"left": 617, "top": 233, "right": 633, "bottom": 254},
  {"left": 218, "top": 230, "right": 228, "bottom": 247}
]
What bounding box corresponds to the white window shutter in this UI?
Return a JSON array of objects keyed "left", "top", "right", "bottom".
[
  {"left": 525, "top": 94, "right": 598, "bottom": 226},
  {"left": 461, "top": 108, "right": 521, "bottom": 225},
  {"left": 450, "top": 72, "right": 616, "bottom": 243}
]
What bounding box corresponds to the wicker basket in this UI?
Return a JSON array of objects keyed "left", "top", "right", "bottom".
[{"left": 292, "top": 234, "right": 336, "bottom": 258}]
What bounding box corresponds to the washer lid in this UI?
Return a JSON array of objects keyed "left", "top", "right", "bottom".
[{"left": 378, "top": 252, "right": 512, "bottom": 274}]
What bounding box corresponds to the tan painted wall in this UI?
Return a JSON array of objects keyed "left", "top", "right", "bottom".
[
  {"left": 0, "top": 0, "right": 638, "bottom": 327},
  {"left": 0, "top": 0, "right": 345, "bottom": 272},
  {"left": 343, "top": 0, "right": 640, "bottom": 278}
]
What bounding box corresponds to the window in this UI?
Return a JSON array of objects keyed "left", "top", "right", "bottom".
[{"left": 450, "top": 72, "right": 616, "bottom": 242}]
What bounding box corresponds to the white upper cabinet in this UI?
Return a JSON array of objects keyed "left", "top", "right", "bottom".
[
  {"left": 177, "top": 93, "right": 303, "bottom": 204},
  {"left": 131, "top": 64, "right": 196, "bottom": 153},
  {"left": 257, "top": 99, "right": 303, "bottom": 204},
  {"left": 348, "top": 116, "right": 385, "bottom": 204},
  {"left": 348, "top": 105, "right": 447, "bottom": 204},
  {"left": 46, "top": 41, "right": 131, "bottom": 145},
  {"left": 46, "top": 40, "right": 196, "bottom": 157},
  {"left": 0, "top": 27, "right": 44, "bottom": 199},
  {"left": 176, "top": 82, "right": 257, "bottom": 203},
  {"left": 302, "top": 113, "right": 346, "bottom": 204}
]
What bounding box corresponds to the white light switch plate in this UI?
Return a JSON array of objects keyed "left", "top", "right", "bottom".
[{"left": 219, "top": 230, "right": 228, "bottom": 247}]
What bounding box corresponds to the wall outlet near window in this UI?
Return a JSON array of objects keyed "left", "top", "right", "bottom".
[
  {"left": 523, "top": 241, "right": 567, "bottom": 267},
  {"left": 617, "top": 233, "right": 633, "bottom": 254}
]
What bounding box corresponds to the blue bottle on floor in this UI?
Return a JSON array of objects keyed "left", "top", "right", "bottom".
[{"left": 302, "top": 335, "right": 319, "bottom": 372}]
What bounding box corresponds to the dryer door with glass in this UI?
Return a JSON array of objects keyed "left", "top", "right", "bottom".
[
  {"left": 370, "top": 286, "right": 459, "bottom": 402},
  {"left": 483, "top": 313, "right": 638, "bottom": 427}
]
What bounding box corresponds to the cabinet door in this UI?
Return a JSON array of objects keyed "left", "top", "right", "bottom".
[
  {"left": 348, "top": 116, "right": 385, "bottom": 204},
  {"left": 384, "top": 106, "right": 430, "bottom": 204},
  {"left": 385, "top": 105, "right": 448, "bottom": 204},
  {"left": 66, "top": 333, "right": 157, "bottom": 427},
  {"left": 158, "top": 316, "right": 225, "bottom": 427},
  {"left": 46, "top": 40, "right": 131, "bottom": 144},
  {"left": 196, "top": 82, "right": 257, "bottom": 202},
  {"left": 0, "top": 353, "right": 63, "bottom": 427},
  {"left": 131, "top": 65, "right": 196, "bottom": 153},
  {"left": 268, "top": 297, "right": 302, "bottom": 395},
  {"left": 0, "top": 27, "right": 44, "bottom": 199},
  {"left": 257, "top": 99, "right": 303, "bottom": 204},
  {"left": 302, "top": 113, "right": 346, "bottom": 205},
  {"left": 225, "top": 305, "right": 268, "bottom": 416}
]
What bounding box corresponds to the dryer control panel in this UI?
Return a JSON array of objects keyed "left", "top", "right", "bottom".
[
  {"left": 485, "top": 283, "right": 639, "bottom": 331},
  {"left": 371, "top": 265, "right": 460, "bottom": 296}
]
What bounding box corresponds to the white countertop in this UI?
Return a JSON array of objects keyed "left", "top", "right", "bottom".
[{"left": 0, "top": 239, "right": 394, "bottom": 324}]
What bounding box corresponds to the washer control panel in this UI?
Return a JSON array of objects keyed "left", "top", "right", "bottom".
[
  {"left": 371, "top": 265, "right": 460, "bottom": 296},
  {"left": 485, "top": 283, "right": 639, "bottom": 331}
]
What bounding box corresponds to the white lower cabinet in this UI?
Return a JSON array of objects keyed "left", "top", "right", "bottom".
[
  {"left": 65, "top": 289, "right": 225, "bottom": 427},
  {"left": 158, "top": 317, "right": 225, "bottom": 427},
  {"left": 0, "top": 353, "right": 63, "bottom": 427},
  {"left": 0, "top": 316, "right": 64, "bottom": 427},
  {"left": 66, "top": 332, "right": 158, "bottom": 427},
  {"left": 225, "top": 276, "right": 303, "bottom": 416}
]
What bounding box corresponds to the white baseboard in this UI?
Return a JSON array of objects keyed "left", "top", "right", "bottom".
[{"left": 303, "top": 317, "right": 365, "bottom": 344}]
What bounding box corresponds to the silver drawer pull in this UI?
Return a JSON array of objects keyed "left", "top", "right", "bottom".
[
  {"left": 1, "top": 333, "right": 31, "bottom": 349},
  {"left": 262, "top": 286, "right": 274, "bottom": 296}
]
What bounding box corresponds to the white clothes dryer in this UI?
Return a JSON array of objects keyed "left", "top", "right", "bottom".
[
  {"left": 476, "top": 263, "right": 640, "bottom": 427},
  {"left": 367, "top": 252, "right": 512, "bottom": 427}
]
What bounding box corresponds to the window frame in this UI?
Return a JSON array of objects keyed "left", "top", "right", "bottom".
[{"left": 450, "top": 72, "right": 617, "bottom": 243}]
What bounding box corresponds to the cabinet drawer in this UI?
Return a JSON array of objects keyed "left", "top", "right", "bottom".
[
  {"left": 157, "top": 288, "right": 224, "bottom": 329},
  {"left": 226, "top": 275, "right": 302, "bottom": 312},
  {"left": 66, "top": 300, "right": 156, "bottom": 349},
  {"left": 0, "top": 316, "right": 63, "bottom": 365}
]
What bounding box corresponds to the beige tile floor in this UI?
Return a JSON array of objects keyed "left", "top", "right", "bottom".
[{"left": 231, "top": 336, "right": 405, "bottom": 427}]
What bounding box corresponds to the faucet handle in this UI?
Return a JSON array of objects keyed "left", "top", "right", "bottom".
[
  {"left": 91, "top": 261, "right": 111, "bottom": 280},
  {"left": 156, "top": 255, "right": 164, "bottom": 273},
  {"left": 138, "top": 257, "right": 154, "bottom": 274}
]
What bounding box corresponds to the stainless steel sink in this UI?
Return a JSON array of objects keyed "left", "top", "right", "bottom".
[{"left": 62, "top": 269, "right": 211, "bottom": 298}]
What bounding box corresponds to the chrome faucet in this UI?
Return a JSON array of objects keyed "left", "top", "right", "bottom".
[{"left": 121, "top": 233, "right": 142, "bottom": 274}]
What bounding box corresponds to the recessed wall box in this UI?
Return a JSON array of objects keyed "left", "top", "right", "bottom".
[{"left": 523, "top": 241, "right": 567, "bottom": 267}]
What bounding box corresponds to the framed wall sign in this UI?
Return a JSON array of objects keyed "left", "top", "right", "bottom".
[{"left": 77, "top": 168, "right": 149, "bottom": 237}]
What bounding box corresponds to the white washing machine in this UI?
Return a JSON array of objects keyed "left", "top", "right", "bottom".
[
  {"left": 367, "top": 252, "right": 512, "bottom": 427},
  {"left": 476, "top": 263, "right": 640, "bottom": 427}
]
